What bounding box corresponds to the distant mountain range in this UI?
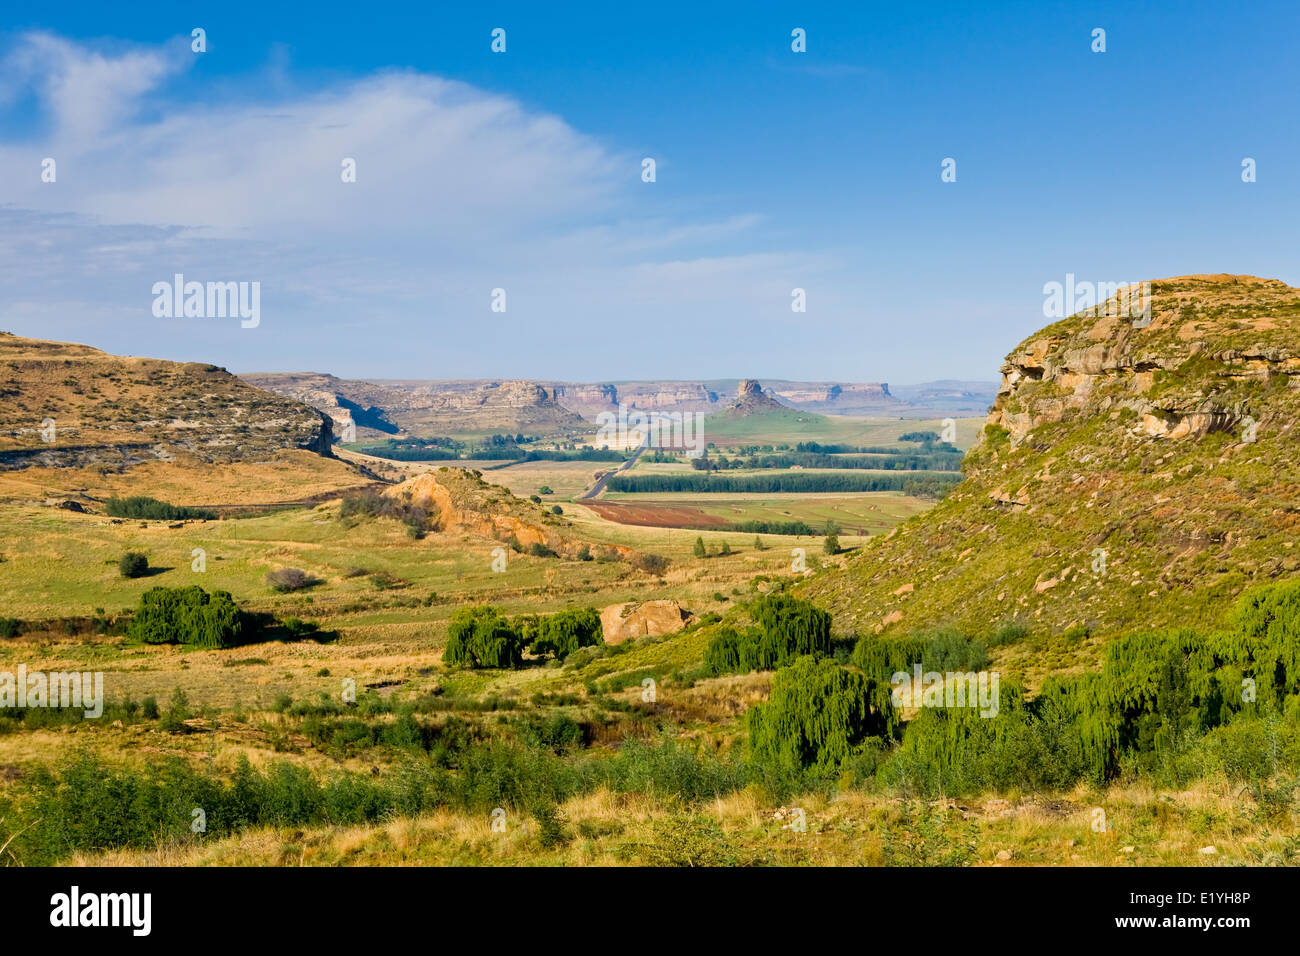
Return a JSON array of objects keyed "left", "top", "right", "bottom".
[{"left": 240, "top": 373, "right": 998, "bottom": 436}]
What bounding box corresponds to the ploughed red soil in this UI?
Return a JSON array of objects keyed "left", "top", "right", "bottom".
[{"left": 585, "top": 501, "right": 730, "bottom": 529}]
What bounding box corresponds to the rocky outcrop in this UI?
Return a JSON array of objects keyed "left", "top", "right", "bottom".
[
  {"left": 989, "top": 279, "right": 1299, "bottom": 447},
  {"left": 718, "top": 379, "right": 789, "bottom": 417},
  {"left": 382, "top": 468, "right": 637, "bottom": 562},
  {"left": 600, "top": 600, "right": 694, "bottom": 644},
  {"left": 803, "top": 275, "right": 1300, "bottom": 642}
]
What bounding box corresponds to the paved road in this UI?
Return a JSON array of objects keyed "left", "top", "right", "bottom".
[{"left": 579, "top": 444, "right": 646, "bottom": 500}]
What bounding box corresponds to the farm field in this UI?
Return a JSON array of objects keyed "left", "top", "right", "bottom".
[{"left": 589, "top": 491, "right": 932, "bottom": 534}]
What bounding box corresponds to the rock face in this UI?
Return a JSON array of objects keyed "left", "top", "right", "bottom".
[
  {"left": 0, "top": 334, "right": 334, "bottom": 470},
  {"left": 803, "top": 275, "right": 1300, "bottom": 643},
  {"left": 600, "top": 600, "right": 694, "bottom": 645},
  {"left": 719, "top": 379, "right": 789, "bottom": 417},
  {"left": 768, "top": 381, "right": 901, "bottom": 414}
]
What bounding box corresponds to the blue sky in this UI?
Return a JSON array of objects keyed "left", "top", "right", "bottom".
[{"left": 1, "top": 1, "right": 1297, "bottom": 383}]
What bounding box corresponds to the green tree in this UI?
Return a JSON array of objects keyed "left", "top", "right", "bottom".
[
  {"left": 748, "top": 656, "right": 880, "bottom": 773},
  {"left": 529, "top": 607, "right": 603, "bottom": 660},
  {"left": 126, "top": 586, "right": 243, "bottom": 648},
  {"left": 693, "top": 537, "right": 707, "bottom": 558},
  {"left": 822, "top": 521, "right": 840, "bottom": 555}
]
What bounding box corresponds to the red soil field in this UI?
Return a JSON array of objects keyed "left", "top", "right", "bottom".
[{"left": 584, "top": 501, "right": 730, "bottom": 529}]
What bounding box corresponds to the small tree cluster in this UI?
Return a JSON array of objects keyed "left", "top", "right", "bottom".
[
  {"left": 705, "top": 595, "right": 833, "bottom": 675},
  {"left": 444, "top": 605, "right": 604, "bottom": 669},
  {"left": 443, "top": 606, "right": 525, "bottom": 669}
]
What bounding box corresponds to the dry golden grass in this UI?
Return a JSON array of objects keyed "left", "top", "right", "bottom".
[{"left": 61, "top": 776, "right": 1300, "bottom": 867}]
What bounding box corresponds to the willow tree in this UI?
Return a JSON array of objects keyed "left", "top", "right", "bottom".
[{"left": 748, "top": 656, "right": 886, "bottom": 773}]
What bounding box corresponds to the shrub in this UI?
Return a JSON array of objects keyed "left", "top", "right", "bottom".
[
  {"left": 0, "top": 618, "right": 21, "bottom": 639},
  {"left": 266, "top": 568, "right": 321, "bottom": 593},
  {"left": 693, "top": 537, "right": 706, "bottom": 558},
  {"left": 631, "top": 553, "right": 669, "bottom": 575},
  {"left": 118, "top": 552, "right": 149, "bottom": 578},
  {"left": 550, "top": 505, "right": 563, "bottom": 515}
]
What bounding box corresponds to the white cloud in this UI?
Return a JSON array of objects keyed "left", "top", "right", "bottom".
[{"left": 0, "top": 32, "right": 864, "bottom": 379}]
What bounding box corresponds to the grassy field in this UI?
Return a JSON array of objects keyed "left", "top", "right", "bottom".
[
  {"left": 696, "top": 412, "right": 985, "bottom": 447},
  {"left": 65, "top": 779, "right": 1293, "bottom": 867}
]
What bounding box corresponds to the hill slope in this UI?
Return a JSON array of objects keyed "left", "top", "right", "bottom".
[
  {"left": 803, "top": 275, "right": 1300, "bottom": 642},
  {"left": 0, "top": 333, "right": 334, "bottom": 468}
]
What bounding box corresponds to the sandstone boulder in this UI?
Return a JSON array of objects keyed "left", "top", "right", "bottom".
[{"left": 600, "top": 600, "right": 693, "bottom": 645}]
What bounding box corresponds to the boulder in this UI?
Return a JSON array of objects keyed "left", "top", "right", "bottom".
[{"left": 600, "top": 600, "right": 693, "bottom": 645}]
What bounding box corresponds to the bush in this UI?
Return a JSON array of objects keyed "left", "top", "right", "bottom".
[
  {"left": 266, "top": 568, "right": 321, "bottom": 592},
  {"left": 118, "top": 552, "right": 149, "bottom": 578},
  {"left": 631, "top": 553, "right": 669, "bottom": 575},
  {"left": 0, "top": 618, "right": 21, "bottom": 638},
  {"left": 126, "top": 586, "right": 243, "bottom": 648}
]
